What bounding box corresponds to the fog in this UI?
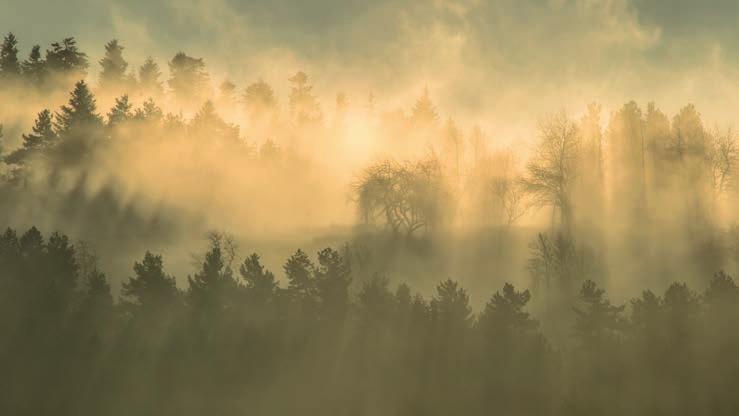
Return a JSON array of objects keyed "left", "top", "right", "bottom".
[{"left": 3, "top": 1, "right": 739, "bottom": 415}]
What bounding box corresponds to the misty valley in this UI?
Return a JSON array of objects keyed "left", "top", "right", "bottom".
[{"left": 2, "top": 22, "right": 739, "bottom": 416}]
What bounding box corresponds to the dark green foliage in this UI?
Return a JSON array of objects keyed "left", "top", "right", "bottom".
[
  {"left": 45, "top": 37, "right": 88, "bottom": 75},
  {"left": 572, "top": 279, "right": 625, "bottom": 348},
  {"left": 107, "top": 95, "right": 133, "bottom": 127},
  {"left": 138, "top": 56, "right": 163, "bottom": 96},
  {"left": 98, "top": 39, "right": 128, "bottom": 90},
  {"left": 21, "top": 45, "right": 46, "bottom": 84},
  {"left": 2, "top": 225, "right": 739, "bottom": 415},
  {"left": 239, "top": 253, "right": 277, "bottom": 301},
  {"left": 5, "top": 109, "right": 55, "bottom": 165},
  {"left": 168, "top": 51, "right": 208, "bottom": 102},
  {"left": 54, "top": 80, "right": 102, "bottom": 135},
  {"left": 0, "top": 32, "right": 20, "bottom": 79},
  {"left": 122, "top": 251, "right": 179, "bottom": 310}
]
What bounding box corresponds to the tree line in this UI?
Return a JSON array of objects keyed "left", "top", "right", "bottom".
[{"left": 1, "top": 225, "right": 739, "bottom": 415}]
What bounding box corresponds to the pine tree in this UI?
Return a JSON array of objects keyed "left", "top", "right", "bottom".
[
  {"left": 122, "top": 251, "right": 179, "bottom": 310},
  {"left": 314, "top": 247, "right": 351, "bottom": 318},
  {"left": 240, "top": 253, "right": 278, "bottom": 302},
  {"left": 189, "top": 100, "right": 239, "bottom": 141},
  {"left": 138, "top": 56, "right": 163, "bottom": 96},
  {"left": 431, "top": 279, "right": 472, "bottom": 329},
  {"left": 168, "top": 52, "right": 208, "bottom": 103},
  {"left": 45, "top": 37, "right": 88, "bottom": 75},
  {"left": 5, "top": 110, "right": 56, "bottom": 165},
  {"left": 411, "top": 87, "right": 438, "bottom": 126},
  {"left": 54, "top": 80, "right": 102, "bottom": 135},
  {"left": 107, "top": 95, "right": 133, "bottom": 127},
  {"left": 187, "top": 237, "right": 238, "bottom": 313},
  {"left": 0, "top": 33, "right": 21, "bottom": 80},
  {"left": 26, "top": 109, "right": 56, "bottom": 147},
  {"left": 21, "top": 45, "right": 46, "bottom": 85},
  {"left": 288, "top": 71, "right": 321, "bottom": 123},
  {"left": 284, "top": 249, "right": 316, "bottom": 300},
  {"left": 572, "top": 280, "right": 625, "bottom": 349},
  {"left": 243, "top": 79, "right": 277, "bottom": 120},
  {"left": 479, "top": 283, "right": 538, "bottom": 337},
  {"left": 133, "top": 98, "right": 163, "bottom": 122},
  {"left": 98, "top": 39, "right": 128, "bottom": 90}
]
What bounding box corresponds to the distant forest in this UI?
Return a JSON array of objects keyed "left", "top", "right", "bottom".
[{"left": 3, "top": 33, "right": 739, "bottom": 415}]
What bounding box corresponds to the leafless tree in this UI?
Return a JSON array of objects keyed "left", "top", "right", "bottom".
[
  {"left": 521, "top": 112, "right": 580, "bottom": 231},
  {"left": 354, "top": 155, "right": 449, "bottom": 236},
  {"left": 706, "top": 127, "right": 737, "bottom": 199}
]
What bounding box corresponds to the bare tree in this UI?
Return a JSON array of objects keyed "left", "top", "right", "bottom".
[
  {"left": 521, "top": 112, "right": 580, "bottom": 231},
  {"left": 491, "top": 175, "right": 529, "bottom": 226},
  {"left": 354, "top": 155, "right": 449, "bottom": 236},
  {"left": 706, "top": 127, "right": 737, "bottom": 199}
]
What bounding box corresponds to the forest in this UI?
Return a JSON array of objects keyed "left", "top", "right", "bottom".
[{"left": 2, "top": 31, "right": 739, "bottom": 415}]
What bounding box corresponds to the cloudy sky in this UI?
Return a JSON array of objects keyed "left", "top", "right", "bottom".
[{"left": 4, "top": 0, "right": 739, "bottom": 141}]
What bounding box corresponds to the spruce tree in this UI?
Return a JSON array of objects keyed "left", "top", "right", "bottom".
[
  {"left": 107, "top": 95, "right": 133, "bottom": 127},
  {"left": 45, "top": 37, "right": 88, "bottom": 76},
  {"left": 411, "top": 87, "right": 439, "bottom": 126},
  {"left": 138, "top": 56, "right": 163, "bottom": 96},
  {"left": 5, "top": 110, "right": 56, "bottom": 165},
  {"left": 243, "top": 79, "right": 277, "bottom": 121},
  {"left": 122, "top": 251, "right": 179, "bottom": 311},
  {"left": 54, "top": 80, "right": 102, "bottom": 135},
  {"left": 98, "top": 39, "right": 128, "bottom": 90},
  {"left": 168, "top": 52, "right": 208, "bottom": 103},
  {"left": 21, "top": 45, "right": 46, "bottom": 85},
  {"left": 0, "top": 32, "right": 20, "bottom": 80},
  {"left": 288, "top": 71, "right": 321, "bottom": 123}
]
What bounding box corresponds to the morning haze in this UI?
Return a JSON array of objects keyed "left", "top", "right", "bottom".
[{"left": 1, "top": 1, "right": 739, "bottom": 415}]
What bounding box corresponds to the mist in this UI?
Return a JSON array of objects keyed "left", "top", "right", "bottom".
[{"left": 3, "top": 1, "right": 739, "bottom": 415}]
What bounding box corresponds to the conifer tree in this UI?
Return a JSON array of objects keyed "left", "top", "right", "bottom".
[
  {"left": 107, "top": 95, "right": 133, "bottom": 127},
  {"left": 5, "top": 110, "right": 56, "bottom": 165},
  {"left": 21, "top": 45, "right": 46, "bottom": 85},
  {"left": 243, "top": 79, "right": 277, "bottom": 121},
  {"left": 0, "top": 32, "right": 20, "bottom": 80},
  {"left": 168, "top": 52, "right": 208, "bottom": 103},
  {"left": 138, "top": 56, "right": 163, "bottom": 97},
  {"left": 54, "top": 80, "right": 102, "bottom": 135},
  {"left": 98, "top": 39, "right": 128, "bottom": 90},
  {"left": 122, "top": 251, "right": 179, "bottom": 311},
  {"left": 45, "top": 37, "right": 88, "bottom": 76},
  {"left": 288, "top": 71, "right": 321, "bottom": 123},
  {"left": 411, "top": 87, "right": 438, "bottom": 126}
]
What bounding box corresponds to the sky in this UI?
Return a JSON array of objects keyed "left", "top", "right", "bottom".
[{"left": 4, "top": 0, "right": 739, "bottom": 142}]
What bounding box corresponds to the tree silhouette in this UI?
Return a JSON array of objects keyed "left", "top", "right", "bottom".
[
  {"left": 122, "top": 251, "right": 179, "bottom": 311},
  {"left": 240, "top": 253, "right": 278, "bottom": 303},
  {"left": 5, "top": 109, "right": 56, "bottom": 165},
  {"left": 288, "top": 71, "right": 321, "bottom": 123},
  {"left": 98, "top": 39, "right": 128, "bottom": 90},
  {"left": 45, "top": 37, "right": 88, "bottom": 76},
  {"left": 355, "top": 155, "right": 449, "bottom": 236},
  {"left": 107, "top": 95, "right": 133, "bottom": 127},
  {"left": 572, "top": 280, "right": 624, "bottom": 349},
  {"left": 0, "top": 32, "right": 20, "bottom": 80},
  {"left": 21, "top": 45, "right": 45, "bottom": 85},
  {"left": 243, "top": 78, "right": 277, "bottom": 119},
  {"left": 522, "top": 112, "right": 580, "bottom": 231},
  {"left": 54, "top": 80, "right": 102, "bottom": 135},
  {"left": 411, "top": 87, "right": 438, "bottom": 127},
  {"left": 168, "top": 52, "right": 208, "bottom": 103},
  {"left": 138, "top": 56, "right": 163, "bottom": 97}
]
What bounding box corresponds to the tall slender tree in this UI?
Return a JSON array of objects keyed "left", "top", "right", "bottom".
[
  {"left": 0, "top": 32, "right": 20, "bottom": 80},
  {"left": 98, "top": 39, "right": 128, "bottom": 90}
]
